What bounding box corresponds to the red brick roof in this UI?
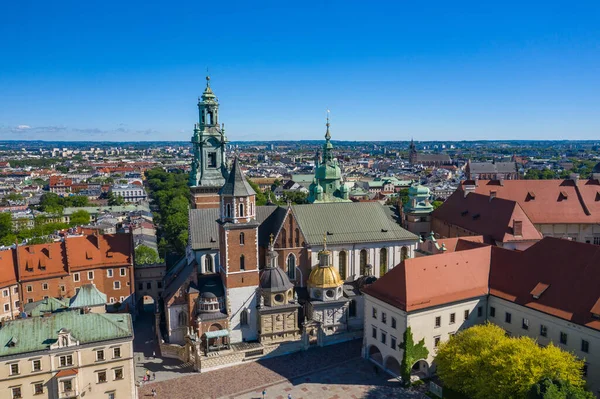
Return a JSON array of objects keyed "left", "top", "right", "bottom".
[
  {"left": 489, "top": 237, "right": 600, "bottom": 331},
  {"left": 55, "top": 368, "right": 78, "bottom": 377},
  {"left": 432, "top": 189, "right": 542, "bottom": 244},
  {"left": 0, "top": 250, "right": 18, "bottom": 287},
  {"left": 470, "top": 179, "right": 600, "bottom": 224},
  {"left": 363, "top": 246, "right": 492, "bottom": 312},
  {"left": 365, "top": 237, "right": 600, "bottom": 331}
]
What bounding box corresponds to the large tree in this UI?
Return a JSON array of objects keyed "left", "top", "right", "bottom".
[
  {"left": 436, "top": 323, "right": 588, "bottom": 399},
  {"left": 135, "top": 245, "right": 161, "bottom": 265},
  {"left": 528, "top": 378, "right": 595, "bottom": 399},
  {"left": 69, "top": 210, "right": 91, "bottom": 226}
]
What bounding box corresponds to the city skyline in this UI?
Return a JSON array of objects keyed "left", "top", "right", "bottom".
[{"left": 1, "top": 1, "right": 599, "bottom": 142}]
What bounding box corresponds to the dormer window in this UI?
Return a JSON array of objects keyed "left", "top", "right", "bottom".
[{"left": 530, "top": 282, "right": 549, "bottom": 299}]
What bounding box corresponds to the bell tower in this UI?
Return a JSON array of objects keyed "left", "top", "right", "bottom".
[
  {"left": 189, "top": 76, "right": 229, "bottom": 209},
  {"left": 217, "top": 158, "right": 260, "bottom": 342}
]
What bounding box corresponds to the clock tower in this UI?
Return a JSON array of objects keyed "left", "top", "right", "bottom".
[{"left": 189, "top": 76, "right": 229, "bottom": 209}]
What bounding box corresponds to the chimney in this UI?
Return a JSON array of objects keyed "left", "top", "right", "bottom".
[
  {"left": 499, "top": 176, "right": 504, "bottom": 186},
  {"left": 463, "top": 183, "right": 476, "bottom": 198},
  {"left": 489, "top": 191, "right": 497, "bottom": 201},
  {"left": 513, "top": 220, "right": 523, "bottom": 236},
  {"left": 570, "top": 173, "right": 580, "bottom": 185}
]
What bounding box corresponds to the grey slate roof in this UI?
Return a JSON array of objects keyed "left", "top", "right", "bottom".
[
  {"left": 189, "top": 205, "right": 282, "bottom": 250},
  {"left": 469, "top": 161, "right": 517, "bottom": 174},
  {"left": 260, "top": 265, "right": 293, "bottom": 292},
  {"left": 291, "top": 202, "right": 418, "bottom": 245},
  {"left": 0, "top": 311, "right": 132, "bottom": 357},
  {"left": 219, "top": 158, "right": 256, "bottom": 197}
]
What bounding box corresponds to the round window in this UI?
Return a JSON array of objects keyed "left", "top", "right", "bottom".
[
  {"left": 274, "top": 293, "right": 284, "bottom": 303},
  {"left": 326, "top": 289, "right": 334, "bottom": 298}
]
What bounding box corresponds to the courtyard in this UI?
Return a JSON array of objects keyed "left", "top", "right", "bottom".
[{"left": 137, "top": 339, "right": 427, "bottom": 399}]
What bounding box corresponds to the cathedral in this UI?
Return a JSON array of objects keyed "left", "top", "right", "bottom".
[{"left": 160, "top": 77, "right": 419, "bottom": 371}]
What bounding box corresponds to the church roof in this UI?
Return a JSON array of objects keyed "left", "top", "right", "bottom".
[
  {"left": 260, "top": 265, "right": 293, "bottom": 292},
  {"left": 292, "top": 202, "right": 418, "bottom": 245},
  {"left": 219, "top": 158, "right": 256, "bottom": 197}
]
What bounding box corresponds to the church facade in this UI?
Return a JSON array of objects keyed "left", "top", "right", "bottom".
[{"left": 160, "top": 78, "right": 419, "bottom": 371}]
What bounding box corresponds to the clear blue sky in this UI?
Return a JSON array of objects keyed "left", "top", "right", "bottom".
[{"left": 1, "top": 1, "right": 599, "bottom": 142}]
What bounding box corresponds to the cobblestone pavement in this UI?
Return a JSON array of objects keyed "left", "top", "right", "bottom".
[
  {"left": 138, "top": 340, "right": 365, "bottom": 398},
  {"left": 232, "top": 359, "right": 427, "bottom": 399}
]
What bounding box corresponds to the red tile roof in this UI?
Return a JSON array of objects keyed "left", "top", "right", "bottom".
[
  {"left": 489, "top": 237, "right": 600, "bottom": 331},
  {"left": 432, "top": 189, "right": 542, "bottom": 244},
  {"left": 66, "top": 234, "right": 132, "bottom": 271},
  {"left": 55, "top": 368, "right": 78, "bottom": 377},
  {"left": 470, "top": 179, "right": 600, "bottom": 224},
  {"left": 0, "top": 250, "right": 18, "bottom": 287},
  {"left": 363, "top": 246, "right": 492, "bottom": 312},
  {"left": 17, "top": 242, "right": 68, "bottom": 280}
]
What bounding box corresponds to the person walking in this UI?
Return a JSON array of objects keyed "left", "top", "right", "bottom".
[{"left": 152, "top": 372, "right": 156, "bottom": 381}]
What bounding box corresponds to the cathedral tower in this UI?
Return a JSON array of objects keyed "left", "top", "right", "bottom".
[
  {"left": 189, "top": 76, "right": 229, "bottom": 209},
  {"left": 218, "top": 158, "right": 260, "bottom": 342}
]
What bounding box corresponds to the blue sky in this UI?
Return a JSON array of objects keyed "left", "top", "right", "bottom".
[{"left": 1, "top": 1, "right": 599, "bottom": 142}]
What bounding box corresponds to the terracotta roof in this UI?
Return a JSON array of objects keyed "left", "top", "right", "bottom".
[
  {"left": 432, "top": 189, "right": 542, "bottom": 244},
  {"left": 0, "top": 250, "right": 17, "bottom": 287},
  {"left": 66, "top": 234, "right": 132, "bottom": 270},
  {"left": 469, "top": 179, "right": 600, "bottom": 224},
  {"left": 435, "top": 236, "right": 486, "bottom": 252},
  {"left": 55, "top": 368, "right": 78, "bottom": 377},
  {"left": 363, "top": 246, "right": 492, "bottom": 312},
  {"left": 489, "top": 237, "right": 600, "bottom": 331},
  {"left": 17, "top": 242, "right": 68, "bottom": 280}
]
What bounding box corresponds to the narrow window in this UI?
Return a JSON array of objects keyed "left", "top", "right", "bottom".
[
  {"left": 205, "top": 255, "right": 213, "bottom": 273},
  {"left": 240, "top": 255, "right": 245, "bottom": 270},
  {"left": 560, "top": 332, "right": 568, "bottom": 345},
  {"left": 522, "top": 318, "right": 529, "bottom": 330},
  {"left": 239, "top": 203, "right": 244, "bottom": 217},
  {"left": 490, "top": 306, "right": 496, "bottom": 317},
  {"left": 208, "top": 152, "right": 217, "bottom": 168},
  {"left": 391, "top": 317, "right": 397, "bottom": 329},
  {"left": 239, "top": 232, "right": 245, "bottom": 245},
  {"left": 360, "top": 249, "right": 368, "bottom": 275},
  {"left": 381, "top": 331, "right": 387, "bottom": 345},
  {"left": 540, "top": 324, "right": 548, "bottom": 337},
  {"left": 295, "top": 228, "right": 300, "bottom": 247},
  {"left": 372, "top": 307, "right": 377, "bottom": 319},
  {"left": 581, "top": 339, "right": 589, "bottom": 353},
  {"left": 435, "top": 316, "right": 441, "bottom": 327},
  {"left": 505, "top": 312, "right": 512, "bottom": 323},
  {"left": 226, "top": 203, "right": 231, "bottom": 218},
  {"left": 372, "top": 326, "right": 377, "bottom": 339},
  {"left": 240, "top": 309, "right": 249, "bottom": 326},
  {"left": 391, "top": 336, "right": 397, "bottom": 350},
  {"left": 379, "top": 248, "right": 387, "bottom": 276},
  {"left": 450, "top": 313, "right": 456, "bottom": 324},
  {"left": 434, "top": 336, "right": 441, "bottom": 347},
  {"left": 338, "top": 251, "right": 347, "bottom": 281},
  {"left": 287, "top": 254, "right": 296, "bottom": 280},
  {"left": 464, "top": 309, "right": 469, "bottom": 320},
  {"left": 477, "top": 306, "right": 483, "bottom": 317}
]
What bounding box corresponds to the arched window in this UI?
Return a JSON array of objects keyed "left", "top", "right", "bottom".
[
  {"left": 280, "top": 229, "right": 286, "bottom": 247},
  {"left": 401, "top": 246, "right": 409, "bottom": 262},
  {"left": 240, "top": 309, "right": 249, "bottom": 327},
  {"left": 240, "top": 255, "right": 245, "bottom": 271},
  {"left": 338, "top": 251, "right": 347, "bottom": 281},
  {"left": 205, "top": 255, "right": 213, "bottom": 273},
  {"left": 178, "top": 312, "right": 187, "bottom": 327},
  {"left": 360, "top": 249, "right": 368, "bottom": 276},
  {"left": 225, "top": 203, "right": 231, "bottom": 218},
  {"left": 287, "top": 254, "right": 296, "bottom": 280},
  {"left": 239, "top": 203, "right": 244, "bottom": 217},
  {"left": 206, "top": 111, "right": 212, "bottom": 125},
  {"left": 379, "top": 248, "right": 387, "bottom": 277},
  {"left": 295, "top": 228, "right": 300, "bottom": 247},
  {"left": 349, "top": 299, "right": 357, "bottom": 317},
  {"left": 240, "top": 232, "right": 245, "bottom": 246}
]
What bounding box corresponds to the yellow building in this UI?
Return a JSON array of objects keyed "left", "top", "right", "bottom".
[{"left": 0, "top": 310, "right": 135, "bottom": 399}]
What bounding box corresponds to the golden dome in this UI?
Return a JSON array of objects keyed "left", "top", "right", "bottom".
[{"left": 308, "top": 264, "right": 343, "bottom": 289}]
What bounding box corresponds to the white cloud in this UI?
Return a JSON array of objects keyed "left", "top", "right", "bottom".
[{"left": 17, "top": 125, "right": 31, "bottom": 130}]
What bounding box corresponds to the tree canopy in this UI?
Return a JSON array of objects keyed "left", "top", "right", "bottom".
[
  {"left": 69, "top": 210, "right": 91, "bottom": 226},
  {"left": 135, "top": 245, "right": 162, "bottom": 265},
  {"left": 436, "top": 323, "right": 588, "bottom": 399},
  {"left": 38, "top": 193, "right": 89, "bottom": 213},
  {"left": 528, "top": 378, "right": 595, "bottom": 399}
]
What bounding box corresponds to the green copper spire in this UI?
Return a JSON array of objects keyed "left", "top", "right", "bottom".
[
  {"left": 189, "top": 76, "right": 229, "bottom": 188},
  {"left": 307, "top": 111, "right": 350, "bottom": 203}
]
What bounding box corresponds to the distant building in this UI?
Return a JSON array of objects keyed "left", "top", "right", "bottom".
[
  {"left": 49, "top": 176, "right": 73, "bottom": 195},
  {"left": 408, "top": 139, "right": 452, "bottom": 166},
  {"left": 0, "top": 310, "right": 135, "bottom": 399},
  {"left": 109, "top": 184, "right": 147, "bottom": 203},
  {"left": 465, "top": 159, "right": 519, "bottom": 180}
]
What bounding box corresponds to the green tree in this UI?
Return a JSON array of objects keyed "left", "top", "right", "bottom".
[
  {"left": 247, "top": 179, "right": 267, "bottom": 205},
  {"left": 135, "top": 245, "right": 161, "bottom": 265},
  {"left": 397, "top": 188, "right": 409, "bottom": 206},
  {"left": 283, "top": 191, "right": 308, "bottom": 204},
  {"left": 432, "top": 200, "right": 443, "bottom": 210},
  {"left": 0, "top": 213, "right": 14, "bottom": 245},
  {"left": 528, "top": 378, "right": 595, "bottom": 399},
  {"left": 107, "top": 192, "right": 125, "bottom": 206},
  {"left": 399, "top": 326, "right": 429, "bottom": 387},
  {"left": 436, "top": 323, "right": 587, "bottom": 399},
  {"left": 69, "top": 210, "right": 91, "bottom": 226}
]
